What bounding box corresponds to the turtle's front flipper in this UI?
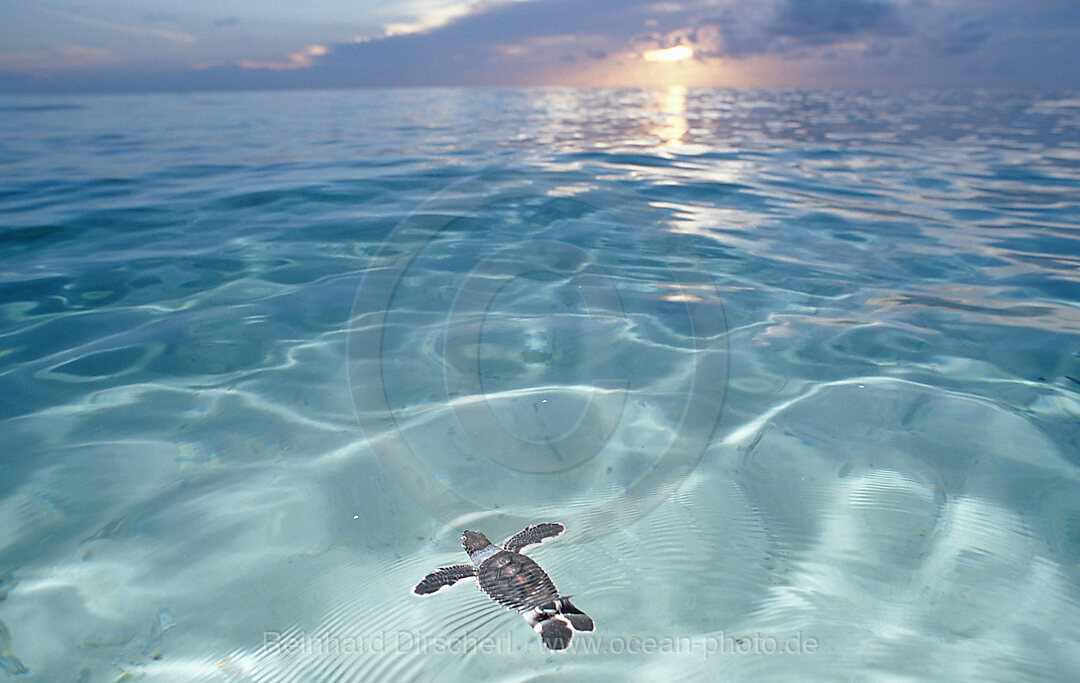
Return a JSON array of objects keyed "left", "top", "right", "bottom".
[
  {"left": 502, "top": 523, "right": 565, "bottom": 553},
  {"left": 412, "top": 564, "right": 477, "bottom": 596}
]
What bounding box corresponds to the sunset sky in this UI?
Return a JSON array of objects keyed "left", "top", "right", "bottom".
[{"left": 2, "top": 0, "right": 1078, "bottom": 93}]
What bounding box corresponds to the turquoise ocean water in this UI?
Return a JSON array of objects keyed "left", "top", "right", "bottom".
[{"left": 1, "top": 88, "right": 1079, "bottom": 681}]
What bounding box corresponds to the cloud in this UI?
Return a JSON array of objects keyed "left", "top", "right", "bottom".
[
  {"left": 3, "top": 0, "right": 1078, "bottom": 92},
  {"left": 0, "top": 45, "right": 117, "bottom": 74},
  {"left": 293, "top": 0, "right": 922, "bottom": 83},
  {"left": 924, "top": 13, "right": 990, "bottom": 56},
  {"left": 238, "top": 44, "right": 328, "bottom": 71},
  {"left": 194, "top": 0, "right": 669, "bottom": 88},
  {"left": 49, "top": 9, "right": 197, "bottom": 45},
  {"left": 181, "top": 0, "right": 1078, "bottom": 89},
  {"left": 769, "top": 0, "right": 907, "bottom": 41},
  {"left": 381, "top": 0, "right": 483, "bottom": 37},
  {"left": 692, "top": 0, "right": 911, "bottom": 58}
]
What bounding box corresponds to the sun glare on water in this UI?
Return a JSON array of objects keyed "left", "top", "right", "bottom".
[{"left": 642, "top": 45, "right": 694, "bottom": 62}]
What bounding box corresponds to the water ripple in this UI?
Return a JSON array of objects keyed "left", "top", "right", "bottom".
[{"left": 0, "top": 88, "right": 1077, "bottom": 681}]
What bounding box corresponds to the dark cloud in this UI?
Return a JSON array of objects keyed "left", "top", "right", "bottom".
[
  {"left": 300, "top": 0, "right": 916, "bottom": 85},
  {"left": 289, "top": 0, "right": 676, "bottom": 86},
  {"left": 928, "top": 16, "right": 990, "bottom": 56},
  {"left": 769, "top": 0, "right": 907, "bottom": 40},
  {"left": 695, "top": 0, "right": 909, "bottom": 58},
  {"left": 2, "top": 0, "right": 1078, "bottom": 92},
  {"left": 290, "top": 0, "right": 1077, "bottom": 88}
]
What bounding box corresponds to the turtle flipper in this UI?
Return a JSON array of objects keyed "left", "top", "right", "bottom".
[
  {"left": 502, "top": 523, "right": 565, "bottom": 553},
  {"left": 524, "top": 598, "right": 594, "bottom": 650},
  {"left": 412, "top": 564, "right": 477, "bottom": 597},
  {"left": 555, "top": 598, "right": 594, "bottom": 631},
  {"left": 537, "top": 617, "right": 573, "bottom": 650}
]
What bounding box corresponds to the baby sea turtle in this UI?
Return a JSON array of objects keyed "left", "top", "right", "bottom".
[{"left": 413, "top": 522, "right": 594, "bottom": 650}]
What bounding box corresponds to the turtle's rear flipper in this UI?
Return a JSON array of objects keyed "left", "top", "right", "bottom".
[
  {"left": 554, "top": 598, "right": 594, "bottom": 631},
  {"left": 525, "top": 609, "right": 574, "bottom": 650},
  {"left": 526, "top": 598, "right": 594, "bottom": 649},
  {"left": 412, "top": 564, "right": 477, "bottom": 596},
  {"left": 537, "top": 617, "right": 573, "bottom": 650}
]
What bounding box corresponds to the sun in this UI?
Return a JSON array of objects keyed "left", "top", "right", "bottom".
[{"left": 642, "top": 45, "right": 694, "bottom": 62}]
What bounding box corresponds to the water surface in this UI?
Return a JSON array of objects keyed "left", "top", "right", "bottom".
[{"left": 1, "top": 87, "right": 1079, "bottom": 681}]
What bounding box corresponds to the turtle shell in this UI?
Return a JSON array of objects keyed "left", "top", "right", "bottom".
[{"left": 477, "top": 550, "right": 559, "bottom": 611}]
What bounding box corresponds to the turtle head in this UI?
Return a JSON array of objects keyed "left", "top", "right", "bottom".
[{"left": 461, "top": 530, "right": 493, "bottom": 555}]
